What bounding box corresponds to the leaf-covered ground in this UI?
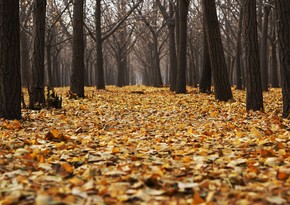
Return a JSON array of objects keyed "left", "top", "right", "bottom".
[{"left": 0, "top": 86, "right": 289, "bottom": 205}]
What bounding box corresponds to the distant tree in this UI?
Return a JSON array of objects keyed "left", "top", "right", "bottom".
[
  {"left": 201, "top": 0, "right": 233, "bottom": 101},
  {"left": 46, "top": 0, "right": 72, "bottom": 88},
  {"left": 30, "top": 0, "right": 47, "bottom": 109},
  {"left": 137, "top": 2, "right": 163, "bottom": 87},
  {"left": 176, "top": 0, "right": 189, "bottom": 94},
  {"left": 242, "top": 0, "right": 264, "bottom": 111},
  {"left": 105, "top": 0, "right": 133, "bottom": 87},
  {"left": 20, "top": 1, "right": 33, "bottom": 89},
  {"left": 235, "top": 5, "right": 243, "bottom": 90},
  {"left": 269, "top": 3, "right": 279, "bottom": 88},
  {"left": 0, "top": 0, "right": 22, "bottom": 119},
  {"left": 156, "top": 0, "right": 177, "bottom": 91},
  {"left": 275, "top": 0, "right": 290, "bottom": 117},
  {"left": 94, "top": 0, "right": 143, "bottom": 89},
  {"left": 70, "top": 0, "right": 85, "bottom": 97}
]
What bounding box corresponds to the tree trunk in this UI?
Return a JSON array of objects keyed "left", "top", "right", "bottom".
[
  {"left": 116, "top": 27, "right": 128, "bottom": 87},
  {"left": 20, "top": 31, "right": 30, "bottom": 88},
  {"left": 176, "top": 0, "right": 189, "bottom": 94},
  {"left": 270, "top": 7, "right": 279, "bottom": 88},
  {"left": 175, "top": 1, "right": 180, "bottom": 62},
  {"left": 117, "top": 54, "right": 127, "bottom": 87},
  {"left": 168, "top": 3, "right": 178, "bottom": 91},
  {"left": 46, "top": 42, "right": 53, "bottom": 88},
  {"left": 200, "top": 20, "right": 212, "bottom": 93},
  {"left": 30, "top": 0, "right": 46, "bottom": 109},
  {"left": 225, "top": 9, "right": 232, "bottom": 84},
  {"left": 260, "top": 4, "right": 271, "bottom": 91},
  {"left": 0, "top": 0, "right": 22, "bottom": 119},
  {"left": 153, "top": 37, "right": 163, "bottom": 87},
  {"left": 202, "top": 0, "right": 233, "bottom": 101},
  {"left": 235, "top": 6, "right": 243, "bottom": 90},
  {"left": 275, "top": 0, "right": 290, "bottom": 117},
  {"left": 242, "top": 0, "right": 264, "bottom": 111},
  {"left": 71, "top": 0, "right": 85, "bottom": 97},
  {"left": 96, "top": 0, "right": 105, "bottom": 89},
  {"left": 52, "top": 49, "right": 60, "bottom": 87},
  {"left": 188, "top": 43, "right": 197, "bottom": 87}
]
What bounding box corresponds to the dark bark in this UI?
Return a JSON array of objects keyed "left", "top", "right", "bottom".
[
  {"left": 224, "top": 9, "right": 232, "bottom": 84},
  {"left": 199, "top": 20, "right": 212, "bottom": 93},
  {"left": 235, "top": 6, "right": 243, "bottom": 90},
  {"left": 175, "top": 1, "right": 180, "bottom": 61},
  {"left": 96, "top": 0, "right": 105, "bottom": 89},
  {"left": 152, "top": 36, "right": 163, "bottom": 87},
  {"left": 176, "top": 0, "right": 189, "bottom": 94},
  {"left": 117, "top": 53, "right": 128, "bottom": 87},
  {"left": 242, "top": 0, "right": 264, "bottom": 111},
  {"left": 168, "top": 3, "right": 177, "bottom": 91},
  {"left": 30, "top": 0, "right": 46, "bottom": 108},
  {"left": 260, "top": 4, "right": 271, "bottom": 91},
  {"left": 0, "top": 0, "right": 22, "bottom": 119},
  {"left": 202, "top": 0, "right": 233, "bottom": 101},
  {"left": 71, "top": 0, "right": 85, "bottom": 97},
  {"left": 275, "top": 0, "right": 290, "bottom": 117}
]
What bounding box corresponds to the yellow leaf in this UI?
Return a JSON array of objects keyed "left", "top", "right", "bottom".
[
  {"left": 37, "top": 155, "right": 45, "bottom": 163},
  {"left": 60, "top": 162, "right": 73, "bottom": 173},
  {"left": 250, "top": 127, "right": 264, "bottom": 138},
  {"left": 112, "top": 147, "right": 120, "bottom": 154},
  {"left": 55, "top": 141, "right": 65, "bottom": 149},
  {"left": 188, "top": 127, "right": 193, "bottom": 134},
  {"left": 69, "top": 177, "right": 84, "bottom": 186},
  {"left": 182, "top": 156, "right": 193, "bottom": 163},
  {"left": 12, "top": 120, "right": 21, "bottom": 129},
  {"left": 236, "top": 131, "right": 244, "bottom": 137},
  {"left": 79, "top": 105, "right": 86, "bottom": 110},
  {"left": 210, "top": 111, "right": 219, "bottom": 117}
]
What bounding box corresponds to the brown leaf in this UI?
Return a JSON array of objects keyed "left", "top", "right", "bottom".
[
  {"left": 46, "top": 129, "right": 70, "bottom": 142},
  {"left": 192, "top": 191, "right": 205, "bottom": 205}
]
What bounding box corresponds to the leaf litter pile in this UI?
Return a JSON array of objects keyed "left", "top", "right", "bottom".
[{"left": 0, "top": 86, "right": 289, "bottom": 205}]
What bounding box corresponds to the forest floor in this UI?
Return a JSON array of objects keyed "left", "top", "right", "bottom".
[{"left": 0, "top": 86, "right": 289, "bottom": 205}]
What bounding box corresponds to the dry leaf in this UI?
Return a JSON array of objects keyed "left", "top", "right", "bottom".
[{"left": 0, "top": 86, "right": 289, "bottom": 204}]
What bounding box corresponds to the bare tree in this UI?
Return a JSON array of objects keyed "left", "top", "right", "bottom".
[
  {"left": 176, "top": 0, "right": 189, "bottom": 94},
  {"left": 260, "top": 3, "right": 271, "bottom": 91},
  {"left": 275, "top": 0, "right": 290, "bottom": 117},
  {"left": 156, "top": 0, "right": 177, "bottom": 91},
  {"left": 70, "top": 0, "right": 85, "bottom": 97},
  {"left": 0, "top": 0, "right": 22, "bottom": 119},
  {"left": 202, "top": 0, "right": 233, "bottom": 101},
  {"left": 30, "top": 0, "right": 47, "bottom": 109},
  {"left": 199, "top": 20, "right": 212, "bottom": 93},
  {"left": 242, "top": 0, "right": 264, "bottom": 111}
]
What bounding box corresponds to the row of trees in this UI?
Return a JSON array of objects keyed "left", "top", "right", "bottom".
[{"left": 0, "top": 0, "right": 290, "bottom": 119}]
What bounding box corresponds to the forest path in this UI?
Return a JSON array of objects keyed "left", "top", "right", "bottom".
[{"left": 0, "top": 86, "right": 289, "bottom": 204}]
